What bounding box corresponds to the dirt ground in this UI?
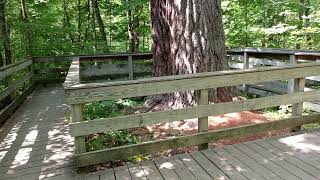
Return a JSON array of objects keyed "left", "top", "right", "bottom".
[{"left": 129, "top": 110, "right": 289, "bottom": 159}]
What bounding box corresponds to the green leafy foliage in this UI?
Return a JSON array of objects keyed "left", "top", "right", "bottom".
[
  {"left": 83, "top": 98, "right": 145, "bottom": 155},
  {"left": 86, "top": 130, "right": 137, "bottom": 152}
]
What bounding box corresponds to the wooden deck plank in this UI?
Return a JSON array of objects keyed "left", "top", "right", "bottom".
[
  {"left": 99, "top": 169, "right": 115, "bottom": 180},
  {"left": 154, "top": 158, "right": 180, "bottom": 180},
  {"left": 168, "top": 156, "right": 197, "bottom": 180},
  {"left": 267, "top": 139, "right": 320, "bottom": 170},
  {"left": 114, "top": 165, "right": 132, "bottom": 180},
  {"left": 257, "top": 140, "right": 320, "bottom": 179},
  {"left": 127, "top": 162, "right": 147, "bottom": 180},
  {"left": 246, "top": 141, "right": 316, "bottom": 179},
  {"left": 235, "top": 143, "right": 300, "bottom": 180},
  {"left": 224, "top": 145, "right": 281, "bottom": 180},
  {"left": 201, "top": 150, "right": 248, "bottom": 180},
  {"left": 2, "top": 84, "right": 320, "bottom": 180},
  {"left": 190, "top": 151, "right": 229, "bottom": 180},
  {"left": 140, "top": 160, "right": 164, "bottom": 180},
  {"left": 177, "top": 154, "right": 212, "bottom": 180},
  {"left": 213, "top": 147, "right": 264, "bottom": 180}
]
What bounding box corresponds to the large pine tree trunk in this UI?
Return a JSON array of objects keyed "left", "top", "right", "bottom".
[
  {"left": 0, "top": 0, "right": 12, "bottom": 65},
  {"left": 145, "top": 0, "right": 233, "bottom": 111}
]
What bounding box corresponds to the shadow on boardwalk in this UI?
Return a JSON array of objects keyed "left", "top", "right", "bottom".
[
  {"left": 1, "top": 85, "right": 320, "bottom": 180},
  {"left": 0, "top": 85, "right": 74, "bottom": 179}
]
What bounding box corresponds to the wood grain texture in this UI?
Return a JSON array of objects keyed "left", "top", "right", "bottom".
[
  {"left": 74, "top": 114, "right": 320, "bottom": 167},
  {"left": 0, "top": 59, "right": 32, "bottom": 81},
  {"left": 70, "top": 90, "right": 320, "bottom": 137},
  {"left": 80, "top": 63, "right": 152, "bottom": 77},
  {"left": 198, "top": 89, "right": 209, "bottom": 150},
  {"left": 65, "top": 63, "right": 320, "bottom": 104},
  {"left": 0, "top": 72, "right": 33, "bottom": 102}
]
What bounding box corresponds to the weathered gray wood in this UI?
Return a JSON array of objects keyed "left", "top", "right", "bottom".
[
  {"left": 198, "top": 89, "right": 209, "bottom": 150},
  {"left": 32, "top": 53, "right": 153, "bottom": 63},
  {"left": 0, "top": 83, "right": 35, "bottom": 125},
  {"left": 246, "top": 141, "right": 315, "bottom": 179},
  {"left": 71, "top": 104, "right": 86, "bottom": 154},
  {"left": 73, "top": 114, "right": 320, "bottom": 167},
  {"left": 70, "top": 90, "right": 320, "bottom": 137},
  {"left": 127, "top": 162, "right": 147, "bottom": 180},
  {"left": 213, "top": 147, "right": 264, "bottom": 180},
  {"left": 154, "top": 158, "right": 180, "bottom": 180},
  {"left": 228, "top": 47, "right": 320, "bottom": 61},
  {"left": 0, "top": 59, "right": 32, "bottom": 81},
  {"left": 99, "top": 169, "right": 115, "bottom": 180},
  {"left": 243, "top": 52, "right": 250, "bottom": 92},
  {"left": 63, "top": 57, "right": 81, "bottom": 88},
  {"left": 202, "top": 150, "right": 247, "bottom": 180},
  {"left": 65, "top": 62, "right": 320, "bottom": 104},
  {"left": 288, "top": 54, "right": 298, "bottom": 93},
  {"left": 224, "top": 145, "right": 281, "bottom": 180},
  {"left": 267, "top": 139, "right": 320, "bottom": 171},
  {"left": 140, "top": 161, "right": 163, "bottom": 180},
  {"left": 190, "top": 151, "right": 229, "bottom": 179},
  {"left": 114, "top": 166, "right": 132, "bottom": 180},
  {"left": 128, "top": 56, "right": 134, "bottom": 80},
  {"left": 257, "top": 140, "right": 320, "bottom": 179},
  {"left": 0, "top": 72, "right": 33, "bottom": 102},
  {"left": 235, "top": 143, "right": 300, "bottom": 180},
  {"left": 292, "top": 78, "right": 305, "bottom": 131},
  {"left": 168, "top": 156, "right": 196, "bottom": 180},
  {"left": 80, "top": 63, "right": 152, "bottom": 77},
  {"left": 178, "top": 154, "right": 212, "bottom": 180}
]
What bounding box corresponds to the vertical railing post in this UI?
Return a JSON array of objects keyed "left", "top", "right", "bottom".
[
  {"left": 243, "top": 52, "right": 250, "bottom": 93},
  {"left": 128, "top": 55, "right": 133, "bottom": 80},
  {"left": 72, "top": 104, "right": 86, "bottom": 154},
  {"left": 198, "top": 89, "right": 209, "bottom": 150},
  {"left": 288, "top": 55, "right": 305, "bottom": 131}
]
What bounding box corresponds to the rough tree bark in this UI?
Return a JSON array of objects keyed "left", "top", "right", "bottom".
[
  {"left": 127, "top": 4, "right": 142, "bottom": 52},
  {"left": 63, "top": 0, "right": 75, "bottom": 43},
  {"left": 0, "top": 51, "right": 3, "bottom": 66},
  {"left": 19, "top": 0, "right": 32, "bottom": 55},
  {"left": 144, "top": 0, "right": 233, "bottom": 112},
  {"left": 0, "top": 0, "right": 12, "bottom": 65},
  {"left": 91, "top": 0, "right": 107, "bottom": 45}
]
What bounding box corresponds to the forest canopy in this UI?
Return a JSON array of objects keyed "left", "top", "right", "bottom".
[{"left": 0, "top": 0, "right": 319, "bottom": 62}]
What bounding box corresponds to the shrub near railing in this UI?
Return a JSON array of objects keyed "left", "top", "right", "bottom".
[{"left": 64, "top": 57, "right": 320, "bottom": 168}]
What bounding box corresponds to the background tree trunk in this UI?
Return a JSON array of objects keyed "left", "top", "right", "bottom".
[
  {"left": 145, "top": 0, "right": 233, "bottom": 112},
  {"left": 127, "top": 4, "right": 142, "bottom": 52},
  {"left": 0, "top": 51, "right": 3, "bottom": 66},
  {"left": 91, "top": 0, "right": 108, "bottom": 49},
  {"left": 19, "top": 0, "right": 32, "bottom": 56},
  {"left": 0, "top": 0, "right": 12, "bottom": 65}
]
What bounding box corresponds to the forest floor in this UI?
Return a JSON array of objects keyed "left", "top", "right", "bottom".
[
  {"left": 129, "top": 110, "right": 289, "bottom": 159},
  {"left": 92, "top": 109, "right": 291, "bottom": 172}
]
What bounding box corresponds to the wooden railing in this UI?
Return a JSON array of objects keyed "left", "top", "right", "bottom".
[
  {"left": 0, "top": 59, "right": 34, "bottom": 125},
  {"left": 64, "top": 57, "right": 320, "bottom": 168}
]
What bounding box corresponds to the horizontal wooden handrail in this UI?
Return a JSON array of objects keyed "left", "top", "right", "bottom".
[
  {"left": 0, "top": 59, "right": 32, "bottom": 81},
  {"left": 70, "top": 89, "right": 320, "bottom": 137},
  {"left": 74, "top": 113, "right": 320, "bottom": 167},
  {"left": 0, "top": 72, "right": 34, "bottom": 102},
  {"left": 65, "top": 62, "right": 320, "bottom": 104}
]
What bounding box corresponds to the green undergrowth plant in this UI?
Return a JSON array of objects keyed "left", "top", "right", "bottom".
[{"left": 83, "top": 98, "right": 146, "bottom": 163}]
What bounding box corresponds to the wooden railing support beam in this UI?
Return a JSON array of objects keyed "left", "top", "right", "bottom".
[
  {"left": 198, "top": 89, "right": 209, "bottom": 150},
  {"left": 288, "top": 55, "right": 305, "bottom": 132},
  {"left": 72, "top": 104, "right": 86, "bottom": 154},
  {"left": 128, "top": 55, "right": 133, "bottom": 80},
  {"left": 243, "top": 52, "right": 250, "bottom": 93}
]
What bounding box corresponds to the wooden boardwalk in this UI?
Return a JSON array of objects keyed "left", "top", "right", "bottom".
[{"left": 1, "top": 86, "right": 320, "bottom": 179}]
